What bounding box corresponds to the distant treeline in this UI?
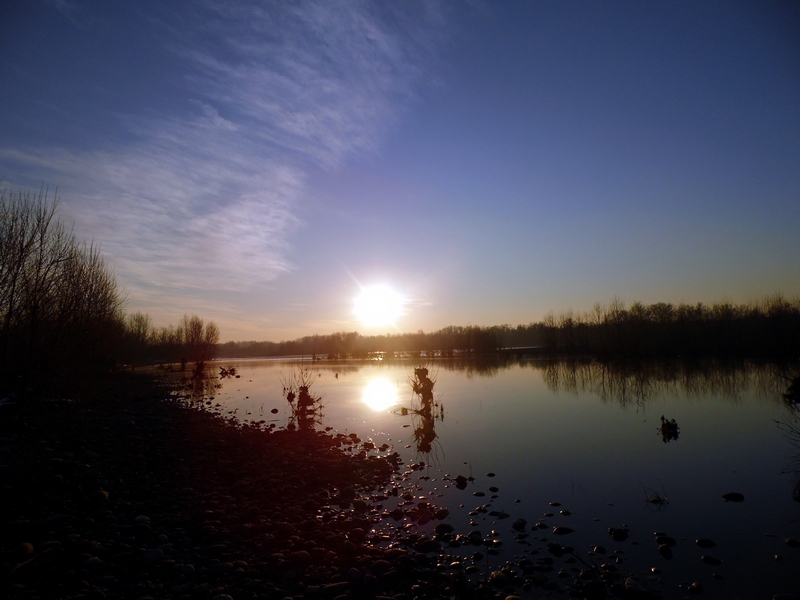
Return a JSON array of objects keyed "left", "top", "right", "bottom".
[
  {"left": 539, "top": 297, "right": 800, "bottom": 359},
  {"left": 123, "top": 312, "right": 219, "bottom": 365},
  {"left": 220, "top": 296, "right": 800, "bottom": 361},
  {"left": 218, "top": 324, "right": 537, "bottom": 359},
  {"left": 0, "top": 189, "right": 219, "bottom": 395}
]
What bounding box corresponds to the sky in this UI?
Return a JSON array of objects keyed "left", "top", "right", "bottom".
[{"left": 1, "top": 1, "right": 799, "bottom": 342}]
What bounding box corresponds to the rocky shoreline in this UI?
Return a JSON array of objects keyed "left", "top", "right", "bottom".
[{"left": 0, "top": 372, "right": 435, "bottom": 600}]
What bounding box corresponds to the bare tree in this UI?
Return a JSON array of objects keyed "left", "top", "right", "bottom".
[{"left": 0, "top": 188, "right": 125, "bottom": 393}]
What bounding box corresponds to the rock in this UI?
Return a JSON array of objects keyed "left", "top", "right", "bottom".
[
  {"left": 338, "top": 540, "right": 357, "bottom": 557},
  {"left": 82, "top": 556, "right": 102, "bottom": 567},
  {"left": 553, "top": 526, "right": 574, "bottom": 535},
  {"left": 321, "top": 582, "right": 349, "bottom": 597},
  {"left": 722, "top": 492, "right": 744, "bottom": 502},
  {"left": 512, "top": 518, "right": 527, "bottom": 531},
  {"left": 292, "top": 550, "right": 311, "bottom": 562},
  {"left": 490, "top": 570, "right": 508, "bottom": 587},
  {"left": 415, "top": 539, "right": 441, "bottom": 553},
  {"left": 696, "top": 538, "right": 717, "bottom": 548},
  {"left": 370, "top": 559, "right": 392, "bottom": 574},
  {"left": 609, "top": 527, "right": 629, "bottom": 542},
  {"left": 655, "top": 535, "right": 676, "bottom": 546},
  {"left": 701, "top": 554, "right": 722, "bottom": 566},
  {"left": 625, "top": 576, "right": 648, "bottom": 592},
  {"left": 785, "top": 538, "right": 800, "bottom": 548},
  {"left": 688, "top": 581, "right": 703, "bottom": 594},
  {"left": 547, "top": 542, "right": 572, "bottom": 557},
  {"left": 274, "top": 522, "right": 294, "bottom": 535},
  {"left": 658, "top": 544, "right": 672, "bottom": 560},
  {"left": 138, "top": 548, "right": 164, "bottom": 563},
  {"left": 434, "top": 522, "right": 454, "bottom": 534}
]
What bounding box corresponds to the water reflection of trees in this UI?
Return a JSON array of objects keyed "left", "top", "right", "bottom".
[
  {"left": 777, "top": 369, "right": 800, "bottom": 503},
  {"left": 541, "top": 359, "right": 786, "bottom": 407},
  {"left": 176, "top": 361, "right": 220, "bottom": 402}
]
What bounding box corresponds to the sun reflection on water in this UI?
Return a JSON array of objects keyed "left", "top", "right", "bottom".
[{"left": 362, "top": 378, "right": 398, "bottom": 411}]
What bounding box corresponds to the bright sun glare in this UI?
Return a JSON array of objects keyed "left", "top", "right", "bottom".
[
  {"left": 354, "top": 285, "right": 405, "bottom": 327},
  {"left": 362, "top": 378, "right": 398, "bottom": 411}
]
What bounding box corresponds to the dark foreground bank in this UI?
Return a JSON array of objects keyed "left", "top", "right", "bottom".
[{"left": 1, "top": 373, "right": 416, "bottom": 600}]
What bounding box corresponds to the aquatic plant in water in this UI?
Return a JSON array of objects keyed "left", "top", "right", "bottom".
[
  {"left": 281, "top": 367, "right": 324, "bottom": 430},
  {"left": 393, "top": 366, "right": 445, "bottom": 457},
  {"left": 658, "top": 415, "right": 680, "bottom": 443}
]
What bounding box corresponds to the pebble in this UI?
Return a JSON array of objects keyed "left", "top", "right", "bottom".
[
  {"left": 553, "top": 526, "right": 574, "bottom": 535},
  {"left": 434, "top": 522, "right": 454, "bottom": 534},
  {"left": 369, "top": 559, "right": 392, "bottom": 575},
  {"left": 696, "top": 538, "right": 717, "bottom": 548},
  {"left": 511, "top": 518, "right": 527, "bottom": 531},
  {"left": 656, "top": 535, "right": 676, "bottom": 547},
  {"left": 722, "top": 492, "right": 745, "bottom": 502},
  {"left": 609, "top": 527, "right": 629, "bottom": 542},
  {"left": 139, "top": 548, "right": 164, "bottom": 563}
]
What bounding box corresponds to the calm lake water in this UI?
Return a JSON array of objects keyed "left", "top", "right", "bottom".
[{"left": 193, "top": 357, "right": 800, "bottom": 598}]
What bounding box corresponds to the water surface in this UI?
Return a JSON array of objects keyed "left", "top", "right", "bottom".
[{"left": 198, "top": 357, "right": 800, "bottom": 598}]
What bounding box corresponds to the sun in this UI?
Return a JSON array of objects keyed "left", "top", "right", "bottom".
[{"left": 354, "top": 284, "right": 405, "bottom": 328}]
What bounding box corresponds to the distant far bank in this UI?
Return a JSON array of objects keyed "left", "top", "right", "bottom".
[{"left": 217, "top": 295, "right": 800, "bottom": 362}]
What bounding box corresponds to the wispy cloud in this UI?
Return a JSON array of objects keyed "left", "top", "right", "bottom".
[{"left": 1, "top": 1, "right": 444, "bottom": 320}]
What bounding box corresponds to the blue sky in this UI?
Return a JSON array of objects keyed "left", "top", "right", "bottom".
[{"left": 1, "top": 1, "right": 798, "bottom": 342}]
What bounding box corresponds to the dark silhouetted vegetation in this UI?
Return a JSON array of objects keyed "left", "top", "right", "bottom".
[
  {"left": 219, "top": 296, "right": 800, "bottom": 361},
  {"left": 0, "top": 188, "right": 221, "bottom": 396},
  {"left": 0, "top": 188, "right": 125, "bottom": 394},
  {"left": 538, "top": 296, "right": 800, "bottom": 359},
  {"left": 219, "top": 324, "right": 537, "bottom": 359},
  {"left": 123, "top": 311, "right": 220, "bottom": 366},
  {"left": 281, "top": 367, "right": 323, "bottom": 430}
]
